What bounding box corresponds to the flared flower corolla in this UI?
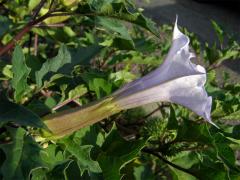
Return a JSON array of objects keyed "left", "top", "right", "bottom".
[
  {"left": 113, "top": 19, "right": 215, "bottom": 126},
  {"left": 43, "top": 19, "right": 217, "bottom": 138}
]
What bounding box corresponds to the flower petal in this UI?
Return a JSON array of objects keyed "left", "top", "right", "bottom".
[
  {"left": 114, "top": 18, "right": 205, "bottom": 99},
  {"left": 114, "top": 18, "right": 216, "bottom": 126}
]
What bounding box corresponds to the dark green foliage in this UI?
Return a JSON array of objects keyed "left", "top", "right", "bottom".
[
  {"left": 0, "top": 0, "right": 240, "bottom": 179},
  {"left": 11, "top": 45, "right": 31, "bottom": 102},
  {"left": 35, "top": 44, "right": 71, "bottom": 87},
  {"left": 0, "top": 100, "right": 45, "bottom": 128}
]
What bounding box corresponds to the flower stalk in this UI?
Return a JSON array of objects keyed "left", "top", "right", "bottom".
[{"left": 43, "top": 19, "right": 216, "bottom": 139}]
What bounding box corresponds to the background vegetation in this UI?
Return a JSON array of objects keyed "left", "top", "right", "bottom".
[{"left": 0, "top": 0, "right": 240, "bottom": 179}]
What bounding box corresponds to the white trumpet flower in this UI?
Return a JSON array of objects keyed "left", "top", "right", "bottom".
[
  {"left": 113, "top": 19, "right": 215, "bottom": 126},
  {"left": 43, "top": 19, "right": 216, "bottom": 139}
]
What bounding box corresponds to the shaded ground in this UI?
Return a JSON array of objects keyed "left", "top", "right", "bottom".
[{"left": 137, "top": 0, "right": 240, "bottom": 81}]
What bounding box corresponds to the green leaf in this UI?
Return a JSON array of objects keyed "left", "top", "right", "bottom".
[
  {"left": 0, "top": 16, "right": 11, "bottom": 38},
  {"left": 35, "top": 44, "right": 71, "bottom": 87},
  {"left": 93, "top": 1, "right": 159, "bottom": 37},
  {"left": 211, "top": 20, "right": 224, "bottom": 45},
  {"left": 0, "top": 129, "right": 66, "bottom": 180},
  {"left": 97, "top": 17, "right": 131, "bottom": 40},
  {"left": 110, "top": 70, "right": 136, "bottom": 87},
  {"left": 167, "top": 106, "right": 178, "bottom": 130},
  {"left": 82, "top": 73, "right": 112, "bottom": 98},
  {"left": 63, "top": 161, "right": 82, "bottom": 180},
  {"left": 31, "top": 168, "right": 48, "bottom": 180},
  {"left": 221, "top": 110, "right": 240, "bottom": 121},
  {"left": 46, "top": 27, "right": 76, "bottom": 43},
  {"left": 97, "top": 125, "right": 147, "bottom": 180},
  {"left": 69, "top": 45, "right": 102, "bottom": 65},
  {"left": 170, "top": 168, "right": 197, "bottom": 180},
  {"left": 43, "top": 74, "right": 66, "bottom": 88},
  {"left": 72, "top": 125, "right": 104, "bottom": 147},
  {"left": 0, "top": 100, "right": 46, "bottom": 128},
  {"left": 204, "top": 43, "right": 221, "bottom": 65},
  {"left": 45, "top": 160, "right": 73, "bottom": 180},
  {"left": 11, "top": 45, "right": 31, "bottom": 102},
  {"left": 68, "top": 85, "right": 88, "bottom": 99},
  {"left": 2, "top": 65, "right": 13, "bottom": 79},
  {"left": 90, "top": 78, "right": 112, "bottom": 98},
  {"left": 31, "top": 144, "right": 66, "bottom": 180},
  {"left": 78, "top": 1, "right": 159, "bottom": 37},
  {"left": 169, "top": 152, "right": 198, "bottom": 180},
  {"left": 28, "top": 0, "right": 41, "bottom": 11},
  {"left": 176, "top": 121, "right": 213, "bottom": 144},
  {"left": 62, "top": 139, "right": 102, "bottom": 175},
  {"left": 213, "top": 133, "right": 240, "bottom": 173},
  {"left": 192, "top": 155, "right": 232, "bottom": 180},
  {"left": 97, "top": 16, "right": 134, "bottom": 49},
  {"left": 133, "top": 165, "right": 155, "bottom": 180},
  {"left": 57, "top": 125, "right": 104, "bottom": 176},
  {"left": 231, "top": 125, "right": 240, "bottom": 139},
  {"left": 0, "top": 127, "right": 25, "bottom": 180},
  {"left": 61, "top": 0, "right": 79, "bottom": 7},
  {"left": 57, "top": 45, "right": 102, "bottom": 75},
  {"left": 40, "top": 144, "right": 65, "bottom": 170}
]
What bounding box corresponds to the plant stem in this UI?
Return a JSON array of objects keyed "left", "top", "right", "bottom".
[
  {"left": 0, "top": 12, "right": 88, "bottom": 57},
  {"left": 34, "top": 33, "right": 38, "bottom": 56},
  {"left": 0, "top": 13, "right": 51, "bottom": 57},
  {"left": 34, "top": 23, "right": 65, "bottom": 27},
  {"left": 32, "top": 0, "right": 47, "bottom": 20},
  {"left": 0, "top": 9, "right": 159, "bottom": 57},
  {"left": 142, "top": 148, "right": 197, "bottom": 177},
  {"left": 52, "top": 95, "right": 82, "bottom": 111}
]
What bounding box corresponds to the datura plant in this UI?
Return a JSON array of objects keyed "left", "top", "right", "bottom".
[
  {"left": 2, "top": 1, "right": 240, "bottom": 179},
  {"left": 43, "top": 19, "right": 216, "bottom": 138}
]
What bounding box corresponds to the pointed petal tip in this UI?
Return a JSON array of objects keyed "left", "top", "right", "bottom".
[
  {"left": 204, "top": 96, "right": 219, "bottom": 128},
  {"left": 173, "top": 15, "right": 184, "bottom": 40},
  {"left": 204, "top": 96, "right": 212, "bottom": 120},
  {"left": 175, "top": 15, "right": 178, "bottom": 25}
]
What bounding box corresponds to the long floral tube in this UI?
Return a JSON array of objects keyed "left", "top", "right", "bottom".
[
  {"left": 43, "top": 19, "right": 216, "bottom": 138},
  {"left": 42, "top": 97, "right": 121, "bottom": 138},
  {"left": 113, "top": 19, "right": 214, "bottom": 125}
]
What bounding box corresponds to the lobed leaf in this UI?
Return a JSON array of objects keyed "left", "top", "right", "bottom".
[
  {"left": 97, "top": 125, "right": 147, "bottom": 180},
  {"left": 35, "top": 44, "right": 71, "bottom": 87}
]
